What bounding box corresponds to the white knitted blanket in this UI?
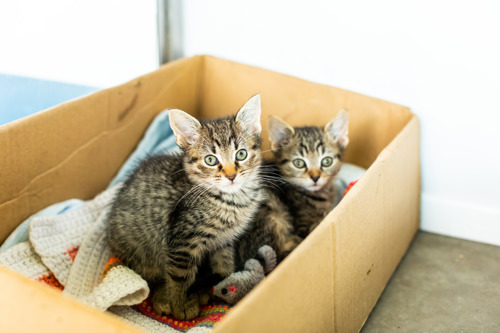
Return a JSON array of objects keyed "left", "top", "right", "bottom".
[{"left": 0, "top": 185, "right": 211, "bottom": 333}]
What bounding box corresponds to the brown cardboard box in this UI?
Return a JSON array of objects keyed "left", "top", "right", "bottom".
[{"left": 0, "top": 55, "right": 420, "bottom": 332}]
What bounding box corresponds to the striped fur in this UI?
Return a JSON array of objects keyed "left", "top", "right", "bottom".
[
  {"left": 106, "top": 96, "right": 264, "bottom": 320},
  {"left": 268, "top": 111, "right": 349, "bottom": 237}
]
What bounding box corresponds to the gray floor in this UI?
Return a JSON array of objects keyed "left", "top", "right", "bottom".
[{"left": 362, "top": 231, "right": 500, "bottom": 333}]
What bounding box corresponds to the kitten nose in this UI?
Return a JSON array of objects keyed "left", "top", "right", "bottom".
[
  {"left": 226, "top": 174, "right": 236, "bottom": 181},
  {"left": 310, "top": 175, "right": 320, "bottom": 183}
]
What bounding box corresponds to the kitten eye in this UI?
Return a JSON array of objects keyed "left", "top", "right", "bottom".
[
  {"left": 204, "top": 155, "right": 218, "bottom": 166},
  {"left": 321, "top": 157, "right": 333, "bottom": 167},
  {"left": 235, "top": 149, "right": 248, "bottom": 161},
  {"left": 293, "top": 159, "right": 306, "bottom": 169}
]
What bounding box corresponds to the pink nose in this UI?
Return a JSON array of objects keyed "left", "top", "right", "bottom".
[{"left": 226, "top": 174, "right": 236, "bottom": 181}]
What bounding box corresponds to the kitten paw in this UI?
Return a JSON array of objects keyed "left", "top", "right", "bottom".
[
  {"left": 171, "top": 294, "right": 200, "bottom": 320},
  {"left": 198, "top": 289, "right": 211, "bottom": 305},
  {"left": 152, "top": 291, "right": 172, "bottom": 316},
  {"left": 152, "top": 300, "right": 172, "bottom": 316},
  {"left": 284, "top": 235, "right": 303, "bottom": 252}
]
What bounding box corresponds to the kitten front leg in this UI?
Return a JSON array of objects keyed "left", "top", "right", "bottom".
[
  {"left": 152, "top": 263, "right": 200, "bottom": 320},
  {"left": 284, "top": 234, "right": 303, "bottom": 253},
  {"left": 210, "top": 245, "right": 235, "bottom": 278},
  {"left": 196, "top": 287, "right": 212, "bottom": 306},
  {"left": 308, "top": 221, "right": 320, "bottom": 234},
  {"left": 295, "top": 222, "right": 310, "bottom": 239}
]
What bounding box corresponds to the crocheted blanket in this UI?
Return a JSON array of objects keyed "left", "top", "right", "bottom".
[{"left": 0, "top": 185, "right": 229, "bottom": 333}]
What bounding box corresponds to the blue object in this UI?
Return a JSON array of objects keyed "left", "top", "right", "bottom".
[{"left": 0, "top": 73, "right": 97, "bottom": 126}]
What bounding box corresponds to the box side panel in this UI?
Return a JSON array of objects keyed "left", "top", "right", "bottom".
[
  {"left": 214, "top": 219, "right": 335, "bottom": 333},
  {"left": 332, "top": 116, "right": 420, "bottom": 332},
  {"left": 0, "top": 266, "right": 144, "bottom": 333},
  {"left": 0, "top": 56, "right": 202, "bottom": 243},
  {"left": 197, "top": 56, "right": 412, "bottom": 167}
]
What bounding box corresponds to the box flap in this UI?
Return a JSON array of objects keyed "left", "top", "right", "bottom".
[{"left": 0, "top": 266, "right": 144, "bottom": 333}]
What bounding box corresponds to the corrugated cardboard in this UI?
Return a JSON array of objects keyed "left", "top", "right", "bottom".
[{"left": 0, "top": 55, "right": 420, "bottom": 332}]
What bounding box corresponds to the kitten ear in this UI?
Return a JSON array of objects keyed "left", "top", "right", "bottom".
[
  {"left": 236, "top": 94, "right": 262, "bottom": 134},
  {"left": 268, "top": 115, "right": 295, "bottom": 151},
  {"left": 325, "top": 109, "right": 349, "bottom": 150},
  {"left": 169, "top": 109, "right": 202, "bottom": 148}
]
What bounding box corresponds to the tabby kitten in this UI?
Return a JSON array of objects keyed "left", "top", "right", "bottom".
[
  {"left": 268, "top": 110, "right": 349, "bottom": 238},
  {"left": 106, "top": 95, "right": 265, "bottom": 320}
]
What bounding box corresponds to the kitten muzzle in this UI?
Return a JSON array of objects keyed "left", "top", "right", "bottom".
[
  {"left": 225, "top": 174, "right": 236, "bottom": 181},
  {"left": 308, "top": 170, "right": 321, "bottom": 183}
]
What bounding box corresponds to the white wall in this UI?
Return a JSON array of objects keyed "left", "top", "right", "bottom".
[
  {"left": 0, "top": 0, "right": 158, "bottom": 87},
  {"left": 183, "top": 0, "right": 500, "bottom": 245}
]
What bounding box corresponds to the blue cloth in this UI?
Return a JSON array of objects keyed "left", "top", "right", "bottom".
[{"left": 0, "top": 110, "right": 179, "bottom": 252}]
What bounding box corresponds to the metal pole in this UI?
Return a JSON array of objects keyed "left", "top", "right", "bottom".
[{"left": 157, "top": 0, "right": 183, "bottom": 65}]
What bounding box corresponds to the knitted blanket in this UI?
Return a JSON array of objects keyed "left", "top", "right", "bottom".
[{"left": 0, "top": 185, "right": 225, "bottom": 332}]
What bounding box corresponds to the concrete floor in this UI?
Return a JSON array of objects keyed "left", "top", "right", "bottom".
[{"left": 362, "top": 231, "right": 500, "bottom": 332}]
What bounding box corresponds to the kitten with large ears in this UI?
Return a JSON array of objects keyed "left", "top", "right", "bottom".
[
  {"left": 268, "top": 110, "right": 349, "bottom": 237},
  {"left": 106, "top": 95, "right": 265, "bottom": 320}
]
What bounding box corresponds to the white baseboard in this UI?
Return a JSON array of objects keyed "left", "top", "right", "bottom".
[{"left": 421, "top": 193, "right": 500, "bottom": 247}]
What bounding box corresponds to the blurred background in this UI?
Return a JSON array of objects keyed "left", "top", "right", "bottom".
[{"left": 0, "top": 0, "right": 499, "bottom": 247}]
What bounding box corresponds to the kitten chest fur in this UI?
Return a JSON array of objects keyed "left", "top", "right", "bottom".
[
  {"left": 286, "top": 180, "right": 337, "bottom": 237},
  {"left": 171, "top": 184, "right": 266, "bottom": 257}
]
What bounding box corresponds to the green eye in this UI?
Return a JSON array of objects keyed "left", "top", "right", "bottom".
[
  {"left": 236, "top": 149, "right": 248, "bottom": 161},
  {"left": 204, "top": 155, "right": 218, "bottom": 166},
  {"left": 293, "top": 159, "right": 306, "bottom": 169},
  {"left": 321, "top": 157, "right": 333, "bottom": 167}
]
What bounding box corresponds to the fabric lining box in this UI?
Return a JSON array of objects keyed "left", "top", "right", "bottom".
[{"left": 0, "top": 55, "right": 420, "bottom": 332}]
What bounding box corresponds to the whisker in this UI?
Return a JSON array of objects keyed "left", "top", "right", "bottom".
[
  {"left": 165, "top": 167, "right": 188, "bottom": 178},
  {"left": 185, "top": 185, "right": 211, "bottom": 207},
  {"left": 259, "top": 178, "right": 286, "bottom": 190},
  {"left": 259, "top": 182, "right": 284, "bottom": 193},
  {"left": 174, "top": 183, "right": 206, "bottom": 210}
]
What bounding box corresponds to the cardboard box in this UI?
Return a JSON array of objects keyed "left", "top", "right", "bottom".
[{"left": 0, "top": 56, "right": 420, "bottom": 332}]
